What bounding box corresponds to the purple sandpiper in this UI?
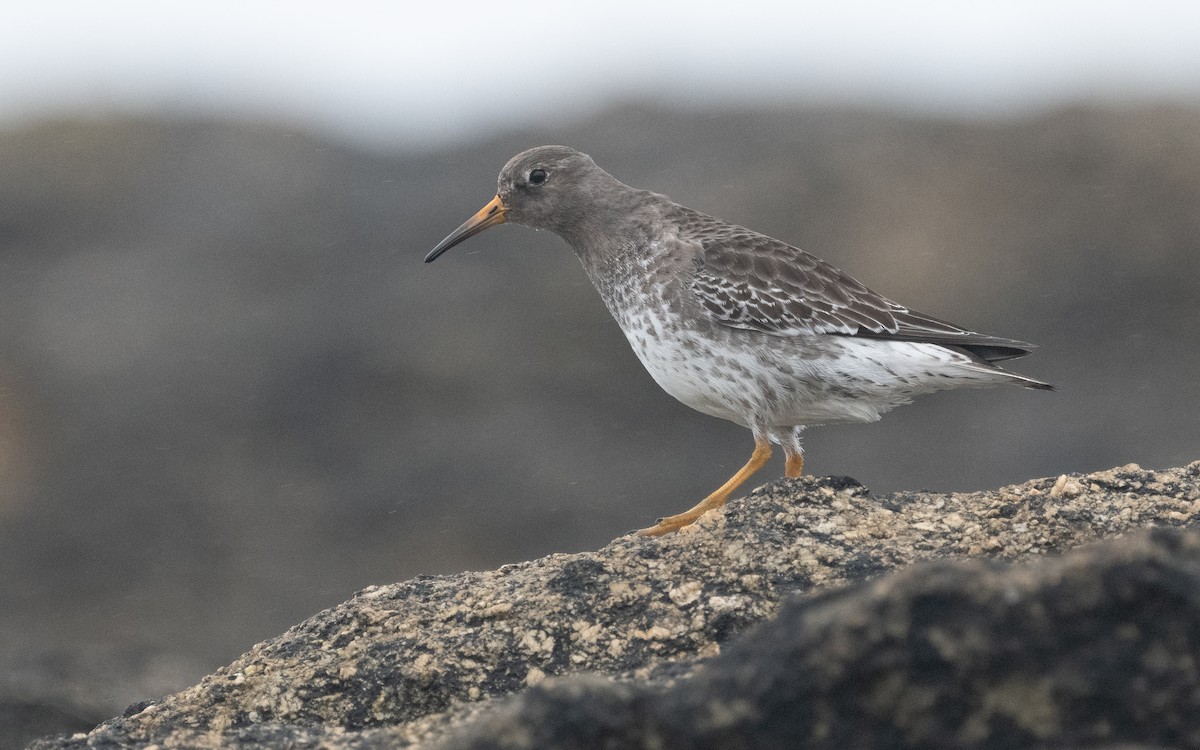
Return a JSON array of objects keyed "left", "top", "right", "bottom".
[{"left": 426, "top": 146, "right": 1052, "bottom": 536}]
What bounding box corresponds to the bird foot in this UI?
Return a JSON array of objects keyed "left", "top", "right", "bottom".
[{"left": 637, "top": 503, "right": 722, "bottom": 537}]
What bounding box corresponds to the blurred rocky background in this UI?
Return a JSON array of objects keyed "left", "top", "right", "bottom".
[{"left": 3, "top": 2, "right": 1200, "bottom": 747}]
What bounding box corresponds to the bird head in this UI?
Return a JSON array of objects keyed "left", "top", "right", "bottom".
[{"left": 425, "top": 145, "right": 614, "bottom": 262}]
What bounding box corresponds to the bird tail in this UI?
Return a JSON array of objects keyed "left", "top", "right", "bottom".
[
  {"left": 941, "top": 342, "right": 1053, "bottom": 391},
  {"left": 957, "top": 358, "right": 1055, "bottom": 391},
  {"left": 1007, "top": 372, "right": 1056, "bottom": 391}
]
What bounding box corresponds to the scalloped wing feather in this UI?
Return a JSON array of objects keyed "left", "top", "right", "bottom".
[{"left": 681, "top": 208, "right": 1036, "bottom": 363}]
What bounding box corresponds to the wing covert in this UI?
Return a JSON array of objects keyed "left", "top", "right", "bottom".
[{"left": 682, "top": 211, "right": 1036, "bottom": 362}]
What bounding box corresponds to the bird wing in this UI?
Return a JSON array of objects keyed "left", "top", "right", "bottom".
[{"left": 683, "top": 210, "right": 1035, "bottom": 362}]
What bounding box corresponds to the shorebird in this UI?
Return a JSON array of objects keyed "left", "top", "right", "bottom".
[{"left": 426, "top": 146, "right": 1051, "bottom": 536}]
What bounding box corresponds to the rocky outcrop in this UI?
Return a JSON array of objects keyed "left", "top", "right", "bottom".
[
  {"left": 440, "top": 525, "right": 1200, "bottom": 749},
  {"left": 31, "top": 462, "right": 1200, "bottom": 749}
]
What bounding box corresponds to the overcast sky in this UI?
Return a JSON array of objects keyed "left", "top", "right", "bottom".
[{"left": 4, "top": 0, "right": 1200, "bottom": 147}]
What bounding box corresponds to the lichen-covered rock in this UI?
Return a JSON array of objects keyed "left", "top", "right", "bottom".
[
  {"left": 440, "top": 526, "right": 1200, "bottom": 749},
  {"left": 30, "top": 462, "right": 1200, "bottom": 749}
]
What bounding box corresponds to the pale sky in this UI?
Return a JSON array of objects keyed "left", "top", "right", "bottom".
[{"left": 3, "top": 0, "right": 1200, "bottom": 147}]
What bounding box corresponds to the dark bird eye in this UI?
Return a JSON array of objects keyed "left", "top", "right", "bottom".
[{"left": 528, "top": 168, "right": 548, "bottom": 185}]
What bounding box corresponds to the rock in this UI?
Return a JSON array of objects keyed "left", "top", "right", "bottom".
[
  {"left": 29, "top": 461, "right": 1200, "bottom": 749},
  {"left": 439, "top": 526, "right": 1200, "bottom": 749}
]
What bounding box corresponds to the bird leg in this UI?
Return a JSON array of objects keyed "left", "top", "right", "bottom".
[
  {"left": 639, "top": 439, "right": 773, "bottom": 536},
  {"left": 781, "top": 426, "right": 805, "bottom": 478},
  {"left": 785, "top": 451, "right": 804, "bottom": 478}
]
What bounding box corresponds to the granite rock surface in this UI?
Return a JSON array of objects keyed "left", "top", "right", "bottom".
[{"left": 31, "top": 461, "right": 1200, "bottom": 748}]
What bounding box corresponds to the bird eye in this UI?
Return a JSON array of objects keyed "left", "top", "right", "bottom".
[{"left": 528, "top": 168, "right": 548, "bottom": 186}]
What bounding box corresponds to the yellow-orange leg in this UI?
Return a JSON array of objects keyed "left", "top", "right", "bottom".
[
  {"left": 639, "top": 439, "right": 773, "bottom": 537},
  {"left": 785, "top": 452, "right": 804, "bottom": 478}
]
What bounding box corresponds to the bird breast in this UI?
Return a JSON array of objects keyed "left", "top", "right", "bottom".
[{"left": 586, "top": 245, "right": 769, "bottom": 427}]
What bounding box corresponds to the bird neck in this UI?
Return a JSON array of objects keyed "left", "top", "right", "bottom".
[{"left": 559, "top": 188, "right": 666, "bottom": 269}]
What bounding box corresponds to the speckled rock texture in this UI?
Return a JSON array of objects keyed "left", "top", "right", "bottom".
[
  {"left": 31, "top": 462, "right": 1200, "bottom": 749},
  {"left": 439, "top": 524, "right": 1200, "bottom": 750}
]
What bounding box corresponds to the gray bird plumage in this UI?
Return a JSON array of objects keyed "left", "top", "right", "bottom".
[{"left": 426, "top": 145, "right": 1052, "bottom": 535}]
